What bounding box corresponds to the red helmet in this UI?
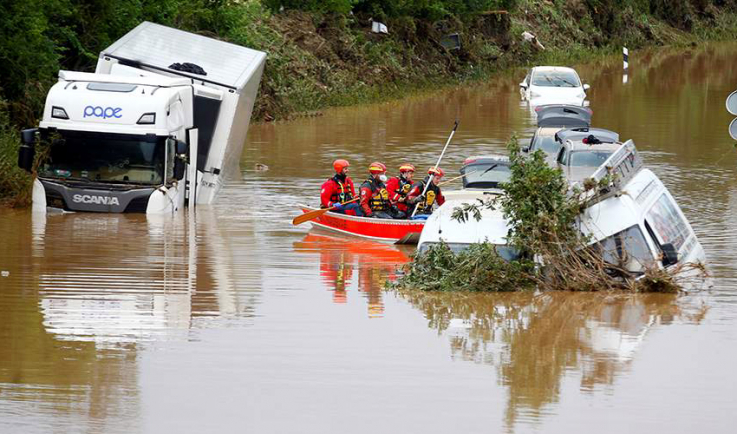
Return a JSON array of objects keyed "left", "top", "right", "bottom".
[
  {"left": 368, "top": 162, "right": 387, "bottom": 174},
  {"left": 333, "top": 159, "right": 350, "bottom": 173},
  {"left": 398, "top": 163, "right": 415, "bottom": 173},
  {"left": 428, "top": 167, "right": 445, "bottom": 178}
]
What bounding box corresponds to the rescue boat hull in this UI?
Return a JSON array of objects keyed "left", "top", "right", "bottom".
[{"left": 297, "top": 204, "right": 424, "bottom": 244}]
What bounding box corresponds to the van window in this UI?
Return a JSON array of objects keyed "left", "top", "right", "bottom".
[
  {"left": 645, "top": 193, "right": 690, "bottom": 251},
  {"left": 557, "top": 148, "right": 567, "bottom": 165},
  {"left": 591, "top": 225, "right": 655, "bottom": 274}
]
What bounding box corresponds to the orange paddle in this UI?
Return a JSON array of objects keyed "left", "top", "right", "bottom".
[{"left": 292, "top": 197, "right": 360, "bottom": 225}]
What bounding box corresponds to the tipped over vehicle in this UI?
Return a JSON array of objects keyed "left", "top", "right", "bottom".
[{"left": 417, "top": 142, "right": 707, "bottom": 284}]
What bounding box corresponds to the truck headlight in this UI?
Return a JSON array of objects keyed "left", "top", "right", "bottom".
[
  {"left": 51, "top": 106, "right": 69, "bottom": 119},
  {"left": 137, "top": 113, "right": 156, "bottom": 124}
]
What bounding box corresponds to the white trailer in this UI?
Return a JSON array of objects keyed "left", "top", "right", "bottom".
[{"left": 19, "top": 22, "right": 266, "bottom": 213}]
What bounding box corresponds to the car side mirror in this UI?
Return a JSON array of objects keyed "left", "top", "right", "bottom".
[
  {"left": 583, "top": 84, "right": 591, "bottom": 91},
  {"left": 661, "top": 243, "right": 678, "bottom": 267},
  {"left": 522, "top": 146, "right": 529, "bottom": 153},
  {"left": 519, "top": 82, "right": 528, "bottom": 89}
]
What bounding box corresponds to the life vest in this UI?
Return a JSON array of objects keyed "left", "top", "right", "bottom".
[
  {"left": 361, "top": 178, "right": 389, "bottom": 211},
  {"left": 328, "top": 175, "right": 353, "bottom": 204},
  {"left": 413, "top": 178, "right": 440, "bottom": 213},
  {"left": 397, "top": 177, "right": 412, "bottom": 197}
]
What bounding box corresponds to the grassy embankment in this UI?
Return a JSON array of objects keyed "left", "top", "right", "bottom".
[{"left": 2, "top": 0, "right": 737, "bottom": 206}]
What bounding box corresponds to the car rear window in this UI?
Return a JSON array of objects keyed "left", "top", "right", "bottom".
[
  {"left": 568, "top": 151, "right": 612, "bottom": 167},
  {"left": 462, "top": 163, "right": 512, "bottom": 188},
  {"left": 532, "top": 135, "right": 562, "bottom": 154}
]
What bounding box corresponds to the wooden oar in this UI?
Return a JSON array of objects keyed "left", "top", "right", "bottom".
[{"left": 292, "top": 197, "right": 360, "bottom": 225}]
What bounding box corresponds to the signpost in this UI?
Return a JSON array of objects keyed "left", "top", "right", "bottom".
[{"left": 727, "top": 91, "right": 737, "bottom": 140}]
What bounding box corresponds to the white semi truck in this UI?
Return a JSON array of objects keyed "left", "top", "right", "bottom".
[{"left": 18, "top": 22, "right": 266, "bottom": 213}]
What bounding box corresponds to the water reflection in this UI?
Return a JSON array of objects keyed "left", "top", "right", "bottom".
[
  {"left": 398, "top": 290, "right": 708, "bottom": 430},
  {"left": 0, "top": 208, "right": 262, "bottom": 432},
  {"left": 293, "top": 231, "right": 410, "bottom": 317}
]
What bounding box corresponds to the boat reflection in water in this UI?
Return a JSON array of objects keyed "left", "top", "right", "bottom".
[
  {"left": 293, "top": 231, "right": 411, "bottom": 317},
  {"left": 396, "top": 289, "right": 708, "bottom": 430}
]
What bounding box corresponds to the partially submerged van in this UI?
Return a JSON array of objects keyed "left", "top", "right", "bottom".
[{"left": 417, "top": 141, "right": 706, "bottom": 281}]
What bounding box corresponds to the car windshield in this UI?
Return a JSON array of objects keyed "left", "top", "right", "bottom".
[
  {"left": 532, "top": 70, "right": 581, "bottom": 88},
  {"left": 462, "top": 162, "right": 512, "bottom": 188},
  {"left": 568, "top": 151, "right": 613, "bottom": 167},
  {"left": 39, "top": 131, "right": 167, "bottom": 185},
  {"left": 532, "top": 135, "right": 562, "bottom": 154},
  {"left": 590, "top": 225, "right": 655, "bottom": 274}
]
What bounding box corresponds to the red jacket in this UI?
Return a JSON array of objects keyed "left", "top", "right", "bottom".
[
  {"left": 359, "top": 177, "right": 389, "bottom": 216},
  {"left": 386, "top": 176, "right": 413, "bottom": 212},
  {"left": 320, "top": 175, "right": 355, "bottom": 208}
]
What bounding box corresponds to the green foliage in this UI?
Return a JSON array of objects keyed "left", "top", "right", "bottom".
[
  {"left": 393, "top": 242, "right": 536, "bottom": 292},
  {"left": 265, "top": 0, "right": 519, "bottom": 19},
  {"left": 498, "top": 137, "right": 583, "bottom": 257}
]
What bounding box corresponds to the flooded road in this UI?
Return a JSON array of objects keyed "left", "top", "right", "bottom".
[{"left": 2, "top": 42, "right": 737, "bottom": 433}]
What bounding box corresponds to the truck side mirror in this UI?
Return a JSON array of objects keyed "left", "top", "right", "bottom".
[
  {"left": 174, "top": 157, "right": 186, "bottom": 180},
  {"left": 18, "top": 128, "right": 38, "bottom": 172},
  {"left": 661, "top": 243, "right": 678, "bottom": 267},
  {"left": 176, "top": 140, "right": 188, "bottom": 155},
  {"left": 21, "top": 128, "right": 39, "bottom": 145},
  {"left": 173, "top": 139, "right": 188, "bottom": 180}
]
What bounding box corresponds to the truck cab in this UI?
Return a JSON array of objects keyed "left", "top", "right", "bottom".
[{"left": 18, "top": 22, "right": 266, "bottom": 214}]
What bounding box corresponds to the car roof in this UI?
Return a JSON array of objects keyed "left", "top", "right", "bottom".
[
  {"left": 555, "top": 127, "right": 619, "bottom": 144},
  {"left": 536, "top": 104, "right": 592, "bottom": 128},
  {"left": 532, "top": 66, "right": 578, "bottom": 74}
]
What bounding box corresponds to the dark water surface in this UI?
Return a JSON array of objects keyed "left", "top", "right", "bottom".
[{"left": 2, "top": 43, "right": 737, "bottom": 433}]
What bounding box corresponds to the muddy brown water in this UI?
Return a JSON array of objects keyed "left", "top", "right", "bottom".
[{"left": 2, "top": 43, "right": 737, "bottom": 433}]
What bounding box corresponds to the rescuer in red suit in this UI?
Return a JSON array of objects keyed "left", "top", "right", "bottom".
[
  {"left": 320, "top": 159, "right": 362, "bottom": 216},
  {"left": 359, "top": 162, "right": 405, "bottom": 219},
  {"left": 407, "top": 167, "right": 446, "bottom": 216},
  {"left": 386, "top": 163, "right": 415, "bottom": 215}
]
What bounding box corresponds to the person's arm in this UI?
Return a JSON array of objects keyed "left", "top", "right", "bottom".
[
  {"left": 436, "top": 188, "right": 445, "bottom": 206},
  {"left": 406, "top": 183, "right": 423, "bottom": 204},
  {"left": 320, "top": 180, "right": 333, "bottom": 208},
  {"left": 359, "top": 186, "right": 373, "bottom": 216},
  {"left": 386, "top": 178, "right": 400, "bottom": 204}
]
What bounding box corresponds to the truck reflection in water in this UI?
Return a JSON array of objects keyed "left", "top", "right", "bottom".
[
  {"left": 31, "top": 209, "right": 260, "bottom": 345},
  {"left": 397, "top": 290, "right": 708, "bottom": 431},
  {"left": 293, "top": 231, "right": 411, "bottom": 317}
]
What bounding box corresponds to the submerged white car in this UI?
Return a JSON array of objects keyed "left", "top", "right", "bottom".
[{"left": 520, "top": 66, "right": 590, "bottom": 106}]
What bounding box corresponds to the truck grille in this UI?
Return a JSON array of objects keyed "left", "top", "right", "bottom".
[
  {"left": 124, "top": 196, "right": 149, "bottom": 213},
  {"left": 45, "top": 190, "right": 67, "bottom": 210}
]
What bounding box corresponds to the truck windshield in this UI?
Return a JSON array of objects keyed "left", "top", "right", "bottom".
[
  {"left": 590, "top": 225, "right": 655, "bottom": 274},
  {"left": 39, "top": 131, "right": 167, "bottom": 185}
]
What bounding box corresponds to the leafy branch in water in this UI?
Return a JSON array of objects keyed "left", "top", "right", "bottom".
[
  {"left": 450, "top": 198, "right": 492, "bottom": 223},
  {"left": 393, "top": 135, "right": 701, "bottom": 293}
]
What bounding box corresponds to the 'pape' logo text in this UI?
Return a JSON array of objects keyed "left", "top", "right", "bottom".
[{"left": 83, "top": 106, "right": 123, "bottom": 119}]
